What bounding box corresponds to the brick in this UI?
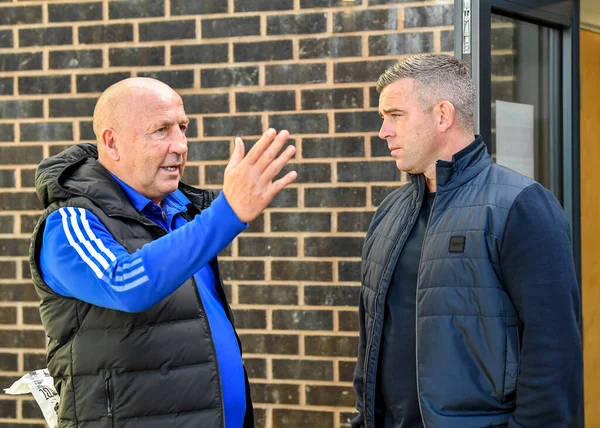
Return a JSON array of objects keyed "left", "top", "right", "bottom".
[
  {"left": 238, "top": 285, "right": 298, "bottom": 305},
  {"left": 182, "top": 94, "right": 229, "bottom": 114},
  {"left": 0, "top": 171, "right": 14, "bottom": 188},
  {"left": 50, "top": 49, "right": 103, "bottom": 69},
  {"left": 271, "top": 212, "right": 330, "bottom": 232},
  {"left": 172, "top": 44, "right": 228, "bottom": 65},
  {"left": 110, "top": 47, "right": 164, "bottom": 66},
  {"left": 0, "top": 283, "right": 39, "bottom": 300},
  {"left": 273, "top": 359, "right": 333, "bottom": 381},
  {"left": 0, "top": 146, "right": 49, "bottom": 165},
  {"left": 0, "top": 216, "right": 13, "bottom": 233},
  {"left": 372, "top": 185, "right": 397, "bottom": 206},
  {"left": 0, "top": 6, "right": 42, "bottom": 25},
  {"left": 301, "top": 0, "right": 362, "bottom": 6},
  {"left": 305, "top": 187, "right": 366, "bottom": 207},
  {"left": 220, "top": 244, "right": 232, "bottom": 258},
  {"left": 0, "top": 400, "right": 16, "bottom": 419},
  {"left": 236, "top": 91, "right": 295, "bottom": 113},
  {"left": 19, "top": 27, "right": 72, "bottom": 47},
  {"left": 251, "top": 383, "right": 299, "bottom": 405},
  {"left": 240, "top": 334, "right": 298, "bottom": 354},
  {"left": 272, "top": 261, "right": 332, "bottom": 281},
  {"left": 181, "top": 166, "right": 199, "bottom": 185},
  {"left": 202, "top": 17, "right": 260, "bottom": 39},
  {"left": 79, "top": 24, "right": 133, "bottom": 44},
  {"left": 441, "top": 30, "right": 454, "bottom": 52},
  {"left": 140, "top": 20, "right": 195, "bottom": 41},
  {"left": 301, "top": 88, "right": 363, "bottom": 111},
  {"left": 339, "top": 360, "right": 356, "bottom": 382},
  {"left": 77, "top": 72, "right": 130, "bottom": 93},
  {"left": 369, "top": 86, "right": 379, "bottom": 108},
  {"left": 269, "top": 114, "right": 328, "bottom": 134},
  {"left": 279, "top": 163, "right": 330, "bottom": 183},
  {"left": 306, "top": 335, "right": 358, "bottom": 357},
  {"left": 20, "top": 169, "right": 36, "bottom": 188},
  {"left": 204, "top": 165, "right": 225, "bottom": 185},
  {"left": 266, "top": 63, "right": 326, "bottom": 85},
  {"left": 338, "top": 211, "right": 374, "bottom": 232},
  {"left": 238, "top": 237, "right": 297, "bottom": 257},
  {"left": 302, "top": 137, "right": 364, "bottom": 159},
  {"left": 335, "top": 59, "right": 396, "bottom": 83},
  {"left": 19, "top": 76, "right": 70, "bottom": 95},
  {"left": 22, "top": 399, "right": 44, "bottom": 419},
  {"left": 22, "top": 307, "right": 41, "bottom": 325},
  {"left": 0, "top": 330, "right": 45, "bottom": 349},
  {"left": 43, "top": 142, "right": 76, "bottom": 156},
  {"left": 187, "top": 141, "right": 229, "bottom": 161},
  {"left": 234, "top": 40, "right": 293, "bottom": 62},
  {"left": 109, "top": 0, "right": 163, "bottom": 19},
  {"left": 273, "top": 410, "right": 333, "bottom": 428},
  {"left": 305, "top": 285, "right": 360, "bottom": 306},
  {"left": 0, "top": 30, "right": 13, "bottom": 48},
  {"left": 254, "top": 409, "right": 266, "bottom": 428},
  {"left": 21, "top": 215, "right": 39, "bottom": 234},
  {"left": 371, "top": 135, "right": 389, "bottom": 157},
  {"left": 334, "top": 9, "right": 397, "bottom": 33},
  {"left": 338, "top": 160, "right": 400, "bottom": 182},
  {"left": 0, "top": 307, "right": 16, "bottom": 324},
  {"left": 273, "top": 310, "right": 333, "bottom": 330},
  {"left": 0, "top": 238, "right": 29, "bottom": 256},
  {"left": 49, "top": 2, "right": 103, "bottom": 22},
  {"left": 23, "top": 353, "right": 47, "bottom": 371},
  {"left": 369, "top": 32, "right": 434, "bottom": 56},
  {"left": 0, "top": 52, "right": 43, "bottom": 72},
  {"left": 21, "top": 123, "right": 73, "bottom": 142},
  {"left": 220, "top": 260, "right": 264, "bottom": 281},
  {"left": 305, "top": 237, "right": 363, "bottom": 258},
  {"left": 203, "top": 115, "right": 262, "bottom": 137},
  {"left": 300, "top": 36, "right": 362, "bottom": 59},
  {"left": 334, "top": 111, "right": 380, "bottom": 133},
  {"left": 22, "top": 260, "right": 32, "bottom": 279},
  {"left": 306, "top": 385, "right": 355, "bottom": 407},
  {"left": 171, "top": 0, "right": 227, "bottom": 15},
  {"left": 243, "top": 358, "right": 267, "bottom": 379},
  {"left": 339, "top": 310, "right": 359, "bottom": 332},
  {"left": 232, "top": 309, "right": 266, "bottom": 329},
  {"left": 50, "top": 98, "right": 97, "bottom": 118},
  {"left": 183, "top": 118, "right": 198, "bottom": 139},
  {"left": 0, "top": 262, "right": 16, "bottom": 279},
  {"left": 202, "top": 66, "right": 259, "bottom": 88},
  {"left": 79, "top": 122, "right": 95, "bottom": 141},
  {"left": 405, "top": 4, "right": 454, "bottom": 28},
  {"left": 0, "top": 353, "right": 18, "bottom": 371},
  {"left": 234, "top": 0, "right": 293, "bottom": 12},
  {"left": 247, "top": 213, "right": 264, "bottom": 233},
  {"left": 136, "top": 70, "right": 194, "bottom": 89},
  {"left": 267, "top": 13, "right": 327, "bottom": 35},
  {"left": 270, "top": 188, "right": 298, "bottom": 208}
]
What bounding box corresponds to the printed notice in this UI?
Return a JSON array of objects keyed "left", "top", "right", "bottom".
[{"left": 496, "top": 100, "right": 535, "bottom": 179}]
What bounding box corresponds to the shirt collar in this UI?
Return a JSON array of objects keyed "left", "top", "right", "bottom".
[{"left": 109, "top": 172, "right": 191, "bottom": 214}]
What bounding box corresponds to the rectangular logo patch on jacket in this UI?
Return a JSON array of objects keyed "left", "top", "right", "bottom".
[{"left": 449, "top": 236, "right": 466, "bottom": 253}]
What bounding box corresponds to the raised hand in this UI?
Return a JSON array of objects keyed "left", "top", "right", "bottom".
[{"left": 223, "top": 128, "right": 297, "bottom": 223}]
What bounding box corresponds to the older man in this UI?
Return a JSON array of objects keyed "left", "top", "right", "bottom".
[{"left": 29, "top": 77, "right": 297, "bottom": 428}]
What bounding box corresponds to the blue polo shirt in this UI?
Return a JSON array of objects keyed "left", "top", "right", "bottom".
[{"left": 39, "top": 175, "right": 247, "bottom": 428}]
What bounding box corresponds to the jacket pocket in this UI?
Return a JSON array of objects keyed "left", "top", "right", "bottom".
[
  {"left": 503, "top": 326, "right": 520, "bottom": 404},
  {"left": 104, "top": 370, "right": 114, "bottom": 425}
]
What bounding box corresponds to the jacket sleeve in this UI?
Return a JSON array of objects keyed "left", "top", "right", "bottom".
[
  {"left": 500, "top": 183, "right": 583, "bottom": 427},
  {"left": 351, "top": 288, "right": 367, "bottom": 428},
  {"left": 39, "top": 192, "right": 246, "bottom": 313}
]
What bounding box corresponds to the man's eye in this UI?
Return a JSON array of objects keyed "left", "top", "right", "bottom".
[
  {"left": 180, "top": 125, "right": 187, "bottom": 134},
  {"left": 155, "top": 127, "right": 167, "bottom": 134}
]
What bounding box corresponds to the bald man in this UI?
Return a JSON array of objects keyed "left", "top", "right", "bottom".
[{"left": 29, "top": 77, "right": 297, "bottom": 428}]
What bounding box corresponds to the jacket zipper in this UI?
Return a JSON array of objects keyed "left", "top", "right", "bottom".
[
  {"left": 415, "top": 188, "right": 437, "bottom": 428},
  {"left": 364, "top": 183, "right": 423, "bottom": 428},
  {"left": 105, "top": 376, "right": 113, "bottom": 419}
]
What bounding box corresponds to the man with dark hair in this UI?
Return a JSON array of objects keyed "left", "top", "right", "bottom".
[
  {"left": 29, "top": 77, "right": 297, "bottom": 428},
  {"left": 353, "top": 54, "right": 582, "bottom": 428}
]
